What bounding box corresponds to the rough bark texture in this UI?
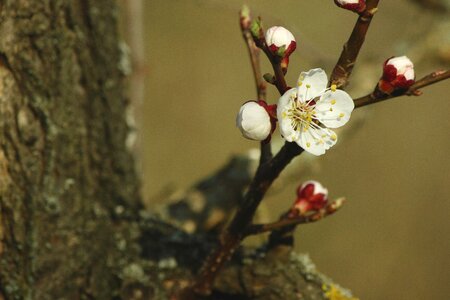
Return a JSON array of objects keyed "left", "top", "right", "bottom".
[
  {"left": 0, "top": 1, "right": 355, "bottom": 299},
  {"left": 0, "top": 0, "right": 140, "bottom": 298}
]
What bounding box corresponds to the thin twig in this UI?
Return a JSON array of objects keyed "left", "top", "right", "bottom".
[
  {"left": 249, "top": 20, "right": 289, "bottom": 94},
  {"left": 241, "top": 25, "right": 266, "bottom": 100},
  {"left": 406, "top": 69, "right": 450, "bottom": 94},
  {"left": 329, "top": 0, "right": 380, "bottom": 88},
  {"left": 239, "top": 8, "right": 273, "bottom": 164},
  {"left": 354, "top": 69, "right": 450, "bottom": 108},
  {"left": 260, "top": 46, "right": 289, "bottom": 94},
  {"left": 245, "top": 198, "right": 346, "bottom": 236}
]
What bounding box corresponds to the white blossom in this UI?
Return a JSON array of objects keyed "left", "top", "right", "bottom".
[{"left": 277, "top": 68, "right": 354, "bottom": 156}]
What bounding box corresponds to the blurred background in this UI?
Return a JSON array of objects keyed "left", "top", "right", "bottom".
[{"left": 124, "top": 1, "right": 450, "bottom": 299}]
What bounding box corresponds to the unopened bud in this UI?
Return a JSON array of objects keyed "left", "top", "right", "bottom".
[
  {"left": 265, "top": 26, "right": 296, "bottom": 58},
  {"left": 378, "top": 56, "right": 415, "bottom": 94},
  {"left": 289, "top": 181, "right": 328, "bottom": 216},
  {"left": 240, "top": 5, "right": 251, "bottom": 30},
  {"left": 250, "top": 19, "right": 262, "bottom": 39},
  {"left": 236, "top": 101, "right": 275, "bottom": 141},
  {"left": 334, "top": 0, "right": 366, "bottom": 13},
  {"left": 263, "top": 73, "right": 276, "bottom": 84}
]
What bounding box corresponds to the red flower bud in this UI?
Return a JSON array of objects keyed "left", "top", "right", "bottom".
[
  {"left": 289, "top": 181, "right": 328, "bottom": 217},
  {"left": 334, "top": 0, "right": 366, "bottom": 13},
  {"left": 379, "top": 56, "right": 415, "bottom": 94}
]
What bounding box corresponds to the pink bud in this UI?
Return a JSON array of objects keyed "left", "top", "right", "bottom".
[
  {"left": 289, "top": 181, "right": 328, "bottom": 216},
  {"left": 334, "top": 0, "right": 366, "bottom": 13},
  {"left": 265, "top": 26, "right": 296, "bottom": 58},
  {"left": 379, "top": 56, "right": 415, "bottom": 94}
]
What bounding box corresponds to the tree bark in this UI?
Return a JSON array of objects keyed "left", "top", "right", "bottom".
[{"left": 0, "top": 0, "right": 140, "bottom": 298}]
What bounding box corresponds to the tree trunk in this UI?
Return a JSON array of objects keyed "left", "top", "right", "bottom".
[{"left": 0, "top": 0, "right": 140, "bottom": 298}]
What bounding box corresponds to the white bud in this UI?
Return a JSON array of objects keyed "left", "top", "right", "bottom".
[
  {"left": 265, "top": 26, "right": 296, "bottom": 55},
  {"left": 386, "top": 56, "right": 415, "bottom": 81},
  {"left": 236, "top": 101, "right": 271, "bottom": 141}
]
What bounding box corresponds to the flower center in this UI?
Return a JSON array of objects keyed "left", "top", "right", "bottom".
[{"left": 284, "top": 99, "right": 315, "bottom": 132}]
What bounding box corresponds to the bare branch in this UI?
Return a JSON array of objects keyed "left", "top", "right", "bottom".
[
  {"left": 245, "top": 198, "right": 346, "bottom": 236},
  {"left": 354, "top": 69, "right": 450, "bottom": 108},
  {"left": 189, "top": 142, "right": 303, "bottom": 296},
  {"left": 329, "top": 0, "right": 380, "bottom": 88}
]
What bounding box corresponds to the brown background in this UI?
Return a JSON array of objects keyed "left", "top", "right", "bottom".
[{"left": 140, "top": 1, "right": 450, "bottom": 299}]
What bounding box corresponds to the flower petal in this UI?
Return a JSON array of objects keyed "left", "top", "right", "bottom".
[
  {"left": 277, "top": 88, "right": 298, "bottom": 141},
  {"left": 296, "top": 127, "right": 337, "bottom": 156},
  {"left": 315, "top": 89, "right": 354, "bottom": 128},
  {"left": 277, "top": 88, "right": 297, "bottom": 109},
  {"left": 296, "top": 68, "right": 328, "bottom": 103}
]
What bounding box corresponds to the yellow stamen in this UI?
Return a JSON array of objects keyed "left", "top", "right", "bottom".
[
  {"left": 331, "top": 99, "right": 336, "bottom": 105},
  {"left": 331, "top": 134, "right": 337, "bottom": 141},
  {"left": 331, "top": 84, "right": 337, "bottom": 92},
  {"left": 306, "top": 84, "right": 311, "bottom": 89},
  {"left": 298, "top": 81, "right": 303, "bottom": 87},
  {"left": 339, "top": 113, "right": 345, "bottom": 118},
  {"left": 284, "top": 96, "right": 316, "bottom": 134},
  {"left": 306, "top": 142, "right": 311, "bottom": 147}
]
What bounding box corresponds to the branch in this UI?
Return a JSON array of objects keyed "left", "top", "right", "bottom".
[
  {"left": 354, "top": 69, "right": 450, "bottom": 108},
  {"left": 188, "top": 142, "right": 303, "bottom": 296},
  {"left": 186, "top": 13, "right": 307, "bottom": 297},
  {"left": 260, "top": 46, "right": 289, "bottom": 94},
  {"left": 245, "top": 198, "right": 346, "bottom": 236},
  {"left": 239, "top": 7, "right": 273, "bottom": 164},
  {"left": 406, "top": 69, "right": 450, "bottom": 94},
  {"left": 250, "top": 18, "right": 289, "bottom": 95},
  {"left": 240, "top": 8, "right": 266, "bottom": 101},
  {"left": 329, "top": 0, "right": 380, "bottom": 88}
]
